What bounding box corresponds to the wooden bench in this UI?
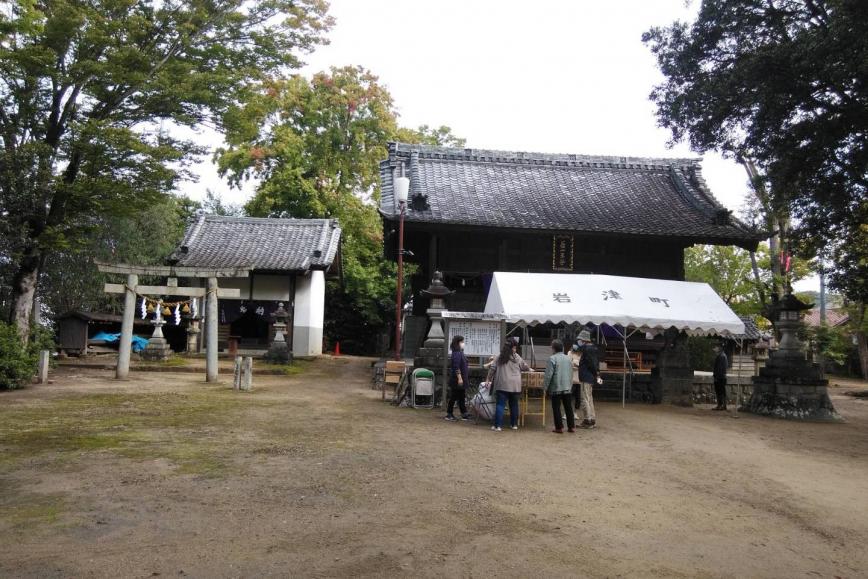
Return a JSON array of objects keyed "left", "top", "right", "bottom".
[
  {"left": 383, "top": 360, "right": 407, "bottom": 401},
  {"left": 605, "top": 350, "right": 654, "bottom": 373}
]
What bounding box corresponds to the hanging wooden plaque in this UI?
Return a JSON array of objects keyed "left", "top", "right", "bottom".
[{"left": 552, "top": 235, "right": 574, "bottom": 271}]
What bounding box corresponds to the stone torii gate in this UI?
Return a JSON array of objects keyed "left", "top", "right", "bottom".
[{"left": 96, "top": 261, "right": 250, "bottom": 382}]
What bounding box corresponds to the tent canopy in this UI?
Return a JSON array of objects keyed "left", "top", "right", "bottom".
[{"left": 483, "top": 272, "right": 745, "bottom": 336}]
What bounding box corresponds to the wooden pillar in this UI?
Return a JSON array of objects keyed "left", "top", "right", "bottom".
[
  {"left": 116, "top": 273, "right": 138, "bottom": 380},
  {"left": 206, "top": 277, "right": 219, "bottom": 382}
]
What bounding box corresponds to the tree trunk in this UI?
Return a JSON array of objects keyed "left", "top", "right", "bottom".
[
  {"left": 857, "top": 331, "right": 868, "bottom": 380},
  {"left": 749, "top": 250, "right": 766, "bottom": 308},
  {"left": 9, "top": 248, "right": 42, "bottom": 343}
]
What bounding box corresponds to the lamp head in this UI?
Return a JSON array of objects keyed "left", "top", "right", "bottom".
[{"left": 394, "top": 176, "right": 410, "bottom": 204}]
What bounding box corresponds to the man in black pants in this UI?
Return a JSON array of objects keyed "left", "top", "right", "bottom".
[{"left": 713, "top": 345, "right": 729, "bottom": 411}]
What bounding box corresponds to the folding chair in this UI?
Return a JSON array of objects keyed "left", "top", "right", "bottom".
[{"left": 411, "top": 368, "right": 435, "bottom": 409}]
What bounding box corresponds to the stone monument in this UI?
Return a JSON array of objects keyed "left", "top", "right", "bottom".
[
  {"left": 747, "top": 293, "right": 841, "bottom": 421},
  {"left": 264, "top": 302, "right": 293, "bottom": 364},
  {"left": 141, "top": 299, "right": 173, "bottom": 361}
]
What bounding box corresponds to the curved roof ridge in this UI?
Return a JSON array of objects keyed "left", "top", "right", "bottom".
[
  {"left": 203, "top": 214, "right": 333, "bottom": 225},
  {"left": 388, "top": 141, "right": 700, "bottom": 169}
]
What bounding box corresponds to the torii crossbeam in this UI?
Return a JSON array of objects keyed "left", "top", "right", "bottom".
[{"left": 96, "top": 261, "right": 250, "bottom": 382}]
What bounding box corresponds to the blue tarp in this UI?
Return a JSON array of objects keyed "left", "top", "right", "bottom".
[{"left": 90, "top": 332, "right": 150, "bottom": 353}]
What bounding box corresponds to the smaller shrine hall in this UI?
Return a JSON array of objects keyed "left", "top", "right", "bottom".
[{"left": 170, "top": 214, "right": 341, "bottom": 357}]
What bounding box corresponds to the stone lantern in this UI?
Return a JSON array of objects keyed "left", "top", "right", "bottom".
[
  {"left": 748, "top": 292, "right": 840, "bottom": 421},
  {"left": 414, "top": 271, "right": 454, "bottom": 371},
  {"left": 420, "top": 271, "right": 454, "bottom": 349},
  {"left": 142, "top": 299, "right": 173, "bottom": 361},
  {"left": 264, "top": 302, "right": 292, "bottom": 364}
]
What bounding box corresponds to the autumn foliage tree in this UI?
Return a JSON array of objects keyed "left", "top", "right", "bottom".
[{"left": 217, "top": 65, "right": 463, "bottom": 352}]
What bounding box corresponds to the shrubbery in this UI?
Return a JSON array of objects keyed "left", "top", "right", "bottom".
[
  {"left": 0, "top": 322, "right": 54, "bottom": 390},
  {"left": 688, "top": 336, "right": 717, "bottom": 372}
]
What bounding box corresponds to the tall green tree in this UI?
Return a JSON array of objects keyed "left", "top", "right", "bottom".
[
  {"left": 643, "top": 0, "right": 868, "bottom": 304},
  {"left": 38, "top": 194, "right": 199, "bottom": 318},
  {"left": 685, "top": 243, "right": 811, "bottom": 316},
  {"left": 0, "top": 0, "right": 332, "bottom": 341},
  {"left": 217, "top": 65, "right": 463, "bottom": 352}
]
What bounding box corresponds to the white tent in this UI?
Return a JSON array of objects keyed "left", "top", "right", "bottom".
[{"left": 484, "top": 272, "right": 744, "bottom": 336}]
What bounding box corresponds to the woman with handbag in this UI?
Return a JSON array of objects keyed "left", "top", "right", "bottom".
[
  {"left": 445, "top": 335, "right": 472, "bottom": 421},
  {"left": 490, "top": 338, "right": 531, "bottom": 431}
]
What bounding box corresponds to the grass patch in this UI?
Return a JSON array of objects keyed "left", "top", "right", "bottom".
[
  {"left": 260, "top": 359, "right": 311, "bottom": 376},
  {"left": 0, "top": 389, "right": 262, "bottom": 476},
  {"left": 138, "top": 354, "right": 191, "bottom": 368},
  {"left": 0, "top": 493, "right": 65, "bottom": 530}
]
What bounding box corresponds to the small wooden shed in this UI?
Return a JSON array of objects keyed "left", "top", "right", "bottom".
[{"left": 57, "top": 311, "right": 151, "bottom": 356}]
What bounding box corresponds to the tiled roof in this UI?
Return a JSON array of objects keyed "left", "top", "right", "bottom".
[
  {"left": 735, "top": 315, "right": 763, "bottom": 340},
  {"left": 803, "top": 308, "right": 849, "bottom": 328},
  {"left": 171, "top": 215, "right": 341, "bottom": 272},
  {"left": 379, "top": 143, "right": 763, "bottom": 249}
]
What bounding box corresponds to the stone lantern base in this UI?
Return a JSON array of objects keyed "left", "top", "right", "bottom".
[
  {"left": 747, "top": 356, "right": 841, "bottom": 421},
  {"left": 142, "top": 336, "right": 172, "bottom": 361}
]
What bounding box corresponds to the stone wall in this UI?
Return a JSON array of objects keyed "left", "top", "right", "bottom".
[{"left": 692, "top": 374, "right": 754, "bottom": 405}]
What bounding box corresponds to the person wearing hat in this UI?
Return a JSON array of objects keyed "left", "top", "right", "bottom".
[
  {"left": 569, "top": 341, "right": 583, "bottom": 422},
  {"left": 576, "top": 328, "right": 599, "bottom": 429},
  {"left": 543, "top": 339, "right": 576, "bottom": 433}
]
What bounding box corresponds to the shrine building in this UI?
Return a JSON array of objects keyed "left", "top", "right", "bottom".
[
  {"left": 170, "top": 214, "right": 341, "bottom": 357},
  {"left": 379, "top": 142, "right": 763, "bottom": 359}
]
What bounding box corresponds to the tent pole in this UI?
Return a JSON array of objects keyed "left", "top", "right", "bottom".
[
  {"left": 732, "top": 337, "right": 743, "bottom": 418},
  {"left": 441, "top": 319, "right": 450, "bottom": 409}
]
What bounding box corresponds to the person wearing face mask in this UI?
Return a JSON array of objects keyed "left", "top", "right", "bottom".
[
  {"left": 489, "top": 337, "right": 531, "bottom": 431},
  {"left": 445, "top": 335, "right": 471, "bottom": 421},
  {"left": 575, "top": 329, "right": 599, "bottom": 429}
]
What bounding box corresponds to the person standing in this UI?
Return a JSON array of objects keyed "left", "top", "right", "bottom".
[
  {"left": 544, "top": 339, "right": 575, "bottom": 433},
  {"left": 713, "top": 344, "right": 729, "bottom": 411},
  {"left": 490, "top": 338, "right": 531, "bottom": 432},
  {"left": 445, "top": 335, "right": 471, "bottom": 421},
  {"left": 569, "top": 343, "right": 582, "bottom": 421},
  {"left": 576, "top": 329, "right": 599, "bottom": 429}
]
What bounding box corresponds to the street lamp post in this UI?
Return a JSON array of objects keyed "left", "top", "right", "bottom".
[{"left": 394, "top": 171, "right": 410, "bottom": 360}]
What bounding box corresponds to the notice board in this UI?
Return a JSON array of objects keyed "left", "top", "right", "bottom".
[{"left": 447, "top": 320, "right": 502, "bottom": 357}]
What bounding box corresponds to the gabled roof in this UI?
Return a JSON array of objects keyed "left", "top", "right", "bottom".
[
  {"left": 379, "top": 143, "right": 763, "bottom": 250},
  {"left": 171, "top": 214, "right": 341, "bottom": 273},
  {"left": 804, "top": 308, "right": 849, "bottom": 328}
]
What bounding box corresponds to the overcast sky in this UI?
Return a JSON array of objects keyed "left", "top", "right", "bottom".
[{"left": 180, "top": 0, "right": 817, "bottom": 290}]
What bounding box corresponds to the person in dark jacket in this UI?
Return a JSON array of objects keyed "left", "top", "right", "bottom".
[
  {"left": 713, "top": 345, "right": 729, "bottom": 411},
  {"left": 445, "top": 335, "right": 471, "bottom": 421},
  {"left": 576, "top": 329, "right": 599, "bottom": 429}
]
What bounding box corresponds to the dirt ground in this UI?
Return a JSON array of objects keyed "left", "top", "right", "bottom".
[{"left": 2, "top": 358, "right": 867, "bottom": 579}]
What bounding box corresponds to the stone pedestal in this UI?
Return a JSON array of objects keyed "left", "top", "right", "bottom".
[
  {"left": 142, "top": 301, "right": 172, "bottom": 361},
  {"left": 746, "top": 293, "right": 841, "bottom": 421},
  {"left": 415, "top": 310, "right": 446, "bottom": 371},
  {"left": 186, "top": 319, "right": 201, "bottom": 353},
  {"left": 651, "top": 328, "right": 693, "bottom": 406}
]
